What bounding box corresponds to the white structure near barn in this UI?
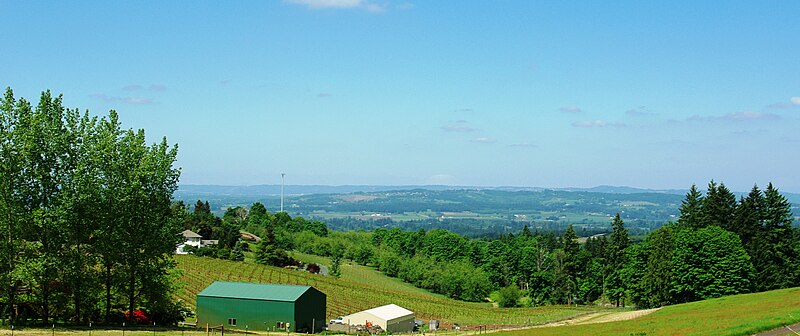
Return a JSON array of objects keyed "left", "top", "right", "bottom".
[
  {"left": 176, "top": 230, "right": 217, "bottom": 254},
  {"left": 343, "top": 304, "right": 415, "bottom": 333}
]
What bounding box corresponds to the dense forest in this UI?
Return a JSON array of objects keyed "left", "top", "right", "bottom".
[{"left": 0, "top": 89, "right": 184, "bottom": 325}]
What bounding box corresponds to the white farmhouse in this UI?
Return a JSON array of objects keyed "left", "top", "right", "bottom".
[
  {"left": 176, "top": 229, "right": 216, "bottom": 254},
  {"left": 343, "top": 304, "right": 415, "bottom": 333}
]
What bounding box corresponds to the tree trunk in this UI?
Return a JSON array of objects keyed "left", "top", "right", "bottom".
[
  {"left": 6, "top": 210, "right": 16, "bottom": 323},
  {"left": 128, "top": 265, "right": 136, "bottom": 320},
  {"left": 104, "top": 259, "right": 112, "bottom": 322},
  {"left": 41, "top": 213, "right": 50, "bottom": 325}
]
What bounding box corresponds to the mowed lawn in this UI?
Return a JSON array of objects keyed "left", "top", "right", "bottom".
[{"left": 502, "top": 287, "right": 800, "bottom": 336}]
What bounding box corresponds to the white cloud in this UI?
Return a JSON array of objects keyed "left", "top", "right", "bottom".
[
  {"left": 559, "top": 106, "right": 582, "bottom": 113},
  {"left": 123, "top": 84, "right": 167, "bottom": 92},
  {"left": 571, "top": 120, "right": 626, "bottom": 128},
  {"left": 679, "top": 111, "right": 780, "bottom": 122},
  {"left": 625, "top": 106, "right": 656, "bottom": 117},
  {"left": 471, "top": 137, "right": 496, "bottom": 144},
  {"left": 721, "top": 111, "right": 779, "bottom": 121},
  {"left": 441, "top": 120, "right": 477, "bottom": 132},
  {"left": 285, "top": 0, "right": 386, "bottom": 11},
  {"left": 791, "top": 97, "right": 800, "bottom": 105},
  {"left": 91, "top": 93, "right": 154, "bottom": 105},
  {"left": 508, "top": 142, "right": 537, "bottom": 148}
]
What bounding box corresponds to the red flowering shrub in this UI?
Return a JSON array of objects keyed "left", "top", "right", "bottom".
[{"left": 124, "top": 309, "right": 151, "bottom": 324}]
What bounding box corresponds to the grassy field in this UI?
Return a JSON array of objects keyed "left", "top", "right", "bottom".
[
  {"left": 175, "top": 254, "right": 596, "bottom": 327},
  {"left": 501, "top": 287, "right": 800, "bottom": 336}
]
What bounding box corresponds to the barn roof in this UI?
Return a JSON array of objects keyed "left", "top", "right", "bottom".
[
  {"left": 361, "top": 304, "right": 413, "bottom": 321},
  {"left": 198, "top": 281, "right": 316, "bottom": 302}
]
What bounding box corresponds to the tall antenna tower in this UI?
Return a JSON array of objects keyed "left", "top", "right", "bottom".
[{"left": 280, "top": 173, "right": 286, "bottom": 213}]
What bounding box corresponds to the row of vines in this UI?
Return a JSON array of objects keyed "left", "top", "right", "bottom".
[{"left": 174, "top": 255, "right": 592, "bottom": 327}]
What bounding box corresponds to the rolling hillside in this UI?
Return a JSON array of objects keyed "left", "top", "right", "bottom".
[
  {"left": 175, "top": 254, "right": 597, "bottom": 327},
  {"left": 503, "top": 287, "right": 800, "bottom": 335}
]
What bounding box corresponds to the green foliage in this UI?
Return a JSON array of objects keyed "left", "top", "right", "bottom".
[
  {"left": 255, "top": 239, "right": 292, "bottom": 267},
  {"left": 753, "top": 183, "right": 799, "bottom": 291},
  {"left": 606, "top": 213, "right": 630, "bottom": 306},
  {"left": 496, "top": 285, "right": 522, "bottom": 308},
  {"left": 329, "top": 243, "right": 344, "bottom": 277},
  {"left": 677, "top": 184, "right": 704, "bottom": 228},
  {"left": 642, "top": 224, "right": 675, "bottom": 307},
  {"left": 670, "top": 226, "right": 753, "bottom": 303},
  {"left": 176, "top": 254, "right": 593, "bottom": 326},
  {"left": 0, "top": 88, "right": 182, "bottom": 324},
  {"left": 702, "top": 180, "right": 737, "bottom": 229}
]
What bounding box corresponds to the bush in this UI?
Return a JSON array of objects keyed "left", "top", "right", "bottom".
[{"left": 497, "top": 285, "right": 522, "bottom": 308}]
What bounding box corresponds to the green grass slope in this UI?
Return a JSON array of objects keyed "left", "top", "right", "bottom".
[
  {"left": 503, "top": 287, "right": 800, "bottom": 336},
  {"left": 175, "top": 254, "right": 594, "bottom": 327}
]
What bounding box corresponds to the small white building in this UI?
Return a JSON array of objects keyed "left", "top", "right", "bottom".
[
  {"left": 176, "top": 230, "right": 217, "bottom": 254},
  {"left": 343, "top": 304, "right": 415, "bottom": 333}
]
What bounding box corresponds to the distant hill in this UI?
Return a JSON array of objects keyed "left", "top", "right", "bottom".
[{"left": 174, "top": 184, "right": 797, "bottom": 236}]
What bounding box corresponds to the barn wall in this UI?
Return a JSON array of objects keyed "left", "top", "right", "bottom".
[
  {"left": 386, "top": 315, "right": 415, "bottom": 333},
  {"left": 196, "top": 296, "right": 295, "bottom": 331},
  {"left": 294, "top": 288, "right": 327, "bottom": 333},
  {"left": 343, "top": 312, "right": 387, "bottom": 330}
]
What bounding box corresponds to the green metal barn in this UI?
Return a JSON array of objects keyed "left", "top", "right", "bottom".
[{"left": 196, "top": 281, "right": 326, "bottom": 333}]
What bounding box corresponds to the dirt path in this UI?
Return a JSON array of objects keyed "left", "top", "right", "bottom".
[
  {"left": 475, "top": 307, "right": 661, "bottom": 334},
  {"left": 753, "top": 322, "right": 800, "bottom": 336},
  {"left": 533, "top": 307, "right": 661, "bottom": 328}
]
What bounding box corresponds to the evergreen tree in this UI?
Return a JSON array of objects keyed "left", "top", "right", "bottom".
[
  {"left": 606, "top": 213, "right": 629, "bottom": 306},
  {"left": 753, "top": 183, "right": 798, "bottom": 290},
  {"left": 642, "top": 224, "right": 675, "bottom": 307},
  {"left": 702, "top": 181, "right": 737, "bottom": 230},
  {"left": 677, "top": 184, "right": 705, "bottom": 228},
  {"left": 560, "top": 225, "right": 580, "bottom": 304},
  {"left": 732, "top": 185, "right": 765, "bottom": 248}
]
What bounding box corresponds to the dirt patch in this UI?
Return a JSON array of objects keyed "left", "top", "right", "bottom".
[{"left": 536, "top": 308, "right": 661, "bottom": 327}]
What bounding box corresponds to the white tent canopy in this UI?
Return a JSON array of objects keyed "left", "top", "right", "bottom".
[{"left": 343, "top": 304, "right": 415, "bottom": 333}]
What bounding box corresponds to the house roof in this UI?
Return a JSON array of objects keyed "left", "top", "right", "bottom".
[
  {"left": 359, "top": 304, "right": 413, "bottom": 321},
  {"left": 197, "top": 281, "right": 315, "bottom": 302},
  {"left": 181, "top": 230, "right": 202, "bottom": 238}
]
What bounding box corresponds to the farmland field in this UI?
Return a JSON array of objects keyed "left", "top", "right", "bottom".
[
  {"left": 175, "top": 255, "right": 597, "bottom": 327},
  {"left": 502, "top": 287, "right": 800, "bottom": 335}
]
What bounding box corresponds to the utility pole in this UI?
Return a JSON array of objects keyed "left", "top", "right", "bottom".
[{"left": 280, "top": 173, "right": 286, "bottom": 212}]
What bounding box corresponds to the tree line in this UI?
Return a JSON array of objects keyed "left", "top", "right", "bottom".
[
  {"left": 286, "top": 181, "right": 798, "bottom": 308},
  {"left": 626, "top": 181, "right": 800, "bottom": 307},
  {"left": 0, "top": 89, "right": 184, "bottom": 325}
]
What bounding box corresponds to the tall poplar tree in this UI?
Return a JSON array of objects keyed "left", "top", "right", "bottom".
[{"left": 606, "top": 213, "right": 629, "bottom": 306}]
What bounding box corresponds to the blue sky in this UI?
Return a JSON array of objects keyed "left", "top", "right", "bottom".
[{"left": 2, "top": 1, "right": 799, "bottom": 191}]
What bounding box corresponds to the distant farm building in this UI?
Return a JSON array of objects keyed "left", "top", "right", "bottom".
[
  {"left": 343, "top": 304, "right": 415, "bottom": 333},
  {"left": 196, "top": 281, "right": 326, "bottom": 333},
  {"left": 176, "top": 230, "right": 217, "bottom": 254}
]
